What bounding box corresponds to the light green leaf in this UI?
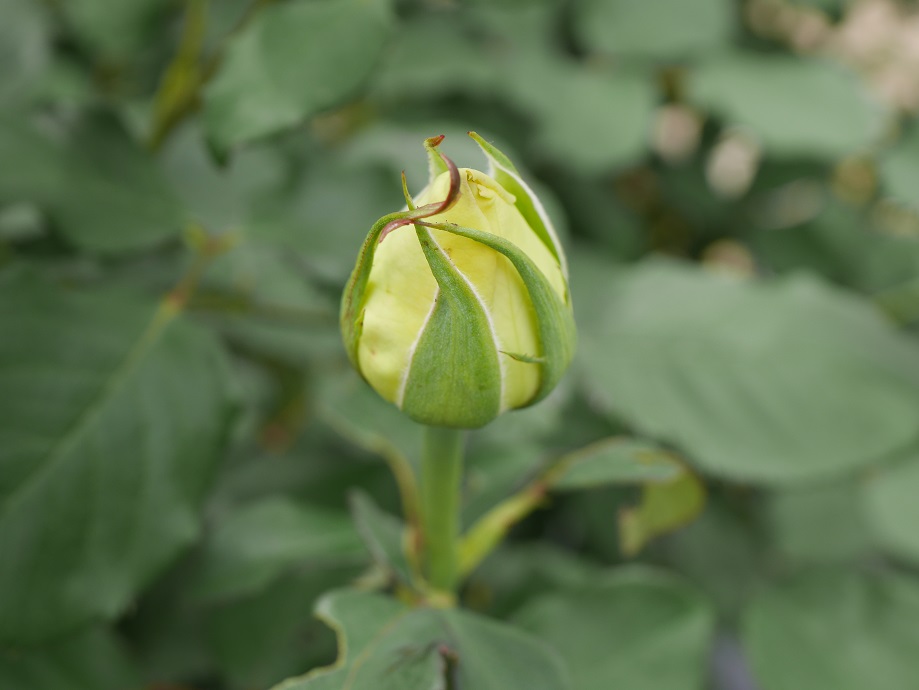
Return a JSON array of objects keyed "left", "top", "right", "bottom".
[
  {"left": 515, "top": 567, "right": 715, "bottom": 690},
  {"left": 203, "top": 0, "right": 393, "bottom": 151},
  {"left": 158, "top": 122, "right": 287, "bottom": 233},
  {"left": 549, "top": 437, "right": 683, "bottom": 490},
  {"left": 502, "top": 55, "right": 655, "bottom": 172},
  {"left": 751, "top": 201, "right": 919, "bottom": 295},
  {"left": 273, "top": 589, "right": 569, "bottom": 690},
  {"left": 862, "top": 454, "right": 919, "bottom": 565},
  {"left": 0, "top": 0, "right": 51, "bottom": 106},
  {"left": 0, "top": 276, "right": 236, "bottom": 642},
  {"left": 744, "top": 569, "right": 919, "bottom": 690},
  {"left": 619, "top": 473, "right": 706, "bottom": 556},
  {"left": 576, "top": 259, "right": 919, "bottom": 483},
  {"left": 369, "top": 15, "right": 498, "bottom": 102},
  {"left": 190, "top": 497, "right": 365, "bottom": 603},
  {"left": 691, "top": 54, "right": 885, "bottom": 158},
  {"left": 573, "top": 0, "right": 733, "bottom": 60},
  {"left": 0, "top": 627, "right": 140, "bottom": 690},
  {"left": 0, "top": 113, "right": 185, "bottom": 253}
]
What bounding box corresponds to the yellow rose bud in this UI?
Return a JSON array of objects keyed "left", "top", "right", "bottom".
[{"left": 341, "top": 134, "right": 575, "bottom": 428}]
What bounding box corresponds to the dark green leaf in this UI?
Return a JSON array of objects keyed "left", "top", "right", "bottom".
[
  {"left": 58, "top": 0, "right": 168, "bottom": 61},
  {"left": 0, "top": 627, "right": 140, "bottom": 690},
  {"left": 0, "top": 0, "right": 51, "bottom": 106},
  {"left": 190, "top": 497, "right": 364, "bottom": 603},
  {"left": 0, "top": 277, "right": 236, "bottom": 642},
  {"left": 205, "top": 568, "right": 353, "bottom": 689},
  {"left": 0, "top": 114, "right": 185, "bottom": 253}
]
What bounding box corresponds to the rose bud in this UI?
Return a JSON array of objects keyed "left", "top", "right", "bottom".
[{"left": 340, "top": 133, "right": 575, "bottom": 428}]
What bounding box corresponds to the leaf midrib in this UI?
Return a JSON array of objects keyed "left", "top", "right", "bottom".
[{"left": 1, "top": 302, "right": 179, "bottom": 521}]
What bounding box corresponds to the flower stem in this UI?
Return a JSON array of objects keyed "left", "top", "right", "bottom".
[{"left": 421, "top": 426, "right": 464, "bottom": 595}]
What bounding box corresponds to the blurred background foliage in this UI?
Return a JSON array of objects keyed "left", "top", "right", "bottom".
[{"left": 2, "top": 0, "right": 919, "bottom": 688}]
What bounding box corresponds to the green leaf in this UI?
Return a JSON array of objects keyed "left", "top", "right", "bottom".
[
  {"left": 862, "top": 454, "right": 919, "bottom": 565},
  {"left": 193, "top": 241, "right": 340, "bottom": 365},
  {"left": 751, "top": 201, "right": 919, "bottom": 294},
  {"left": 769, "top": 480, "right": 874, "bottom": 563},
  {"left": 665, "top": 503, "right": 765, "bottom": 617},
  {"left": 0, "top": 627, "right": 140, "bottom": 690},
  {"left": 576, "top": 259, "right": 919, "bottom": 483},
  {"left": 619, "top": 473, "right": 706, "bottom": 556},
  {"left": 0, "top": 0, "right": 52, "bottom": 106},
  {"left": 515, "top": 567, "right": 716, "bottom": 690},
  {"left": 273, "top": 589, "right": 569, "bottom": 690},
  {"left": 58, "top": 0, "right": 168, "bottom": 61},
  {"left": 349, "top": 490, "right": 415, "bottom": 586},
  {"left": 369, "top": 15, "right": 498, "bottom": 102},
  {"left": 691, "top": 54, "right": 884, "bottom": 158},
  {"left": 880, "top": 124, "right": 919, "bottom": 211},
  {"left": 573, "top": 0, "right": 733, "bottom": 60},
  {"left": 744, "top": 569, "right": 919, "bottom": 690},
  {"left": 502, "top": 55, "right": 655, "bottom": 173},
  {"left": 203, "top": 0, "right": 393, "bottom": 152},
  {"left": 317, "top": 369, "right": 424, "bottom": 502},
  {"left": 189, "top": 497, "right": 365, "bottom": 603},
  {"left": 249, "top": 157, "right": 397, "bottom": 285},
  {"left": 549, "top": 437, "right": 683, "bottom": 490},
  {"left": 205, "top": 568, "right": 354, "bottom": 689},
  {"left": 466, "top": 543, "right": 607, "bottom": 619},
  {"left": 0, "top": 113, "right": 185, "bottom": 253},
  {"left": 158, "top": 122, "right": 287, "bottom": 233},
  {"left": 319, "top": 372, "right": 422, "bottom": 462},
  {"left": 0, "top": 276, "right": 236, "bottom": 642}
]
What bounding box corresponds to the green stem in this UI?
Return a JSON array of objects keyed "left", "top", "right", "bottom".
[{"left": 421, "top": 426, "right": 464, "bottom": 594}]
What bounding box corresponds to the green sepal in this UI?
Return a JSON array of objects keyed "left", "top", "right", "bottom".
[
  {"left": 400, "top": 226, "right": 503, "bottom": 428},
  {"left": 468, "top": 131, "right": 568, "bottom": 277},
  {"left": 340, "top": 155, "right": 457, "bottom": 370},
  {"left": 339, "top": 210, "right": 406, "bottom": 369},
  {"left": 502, "top": 351, "right": 546, "bottom": 364},
  {"left": 424, "top": 135, "right": 449, "bottom": 183},
  {"left": 421, "top": 221, "right": 576, "bottom": 406}
]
